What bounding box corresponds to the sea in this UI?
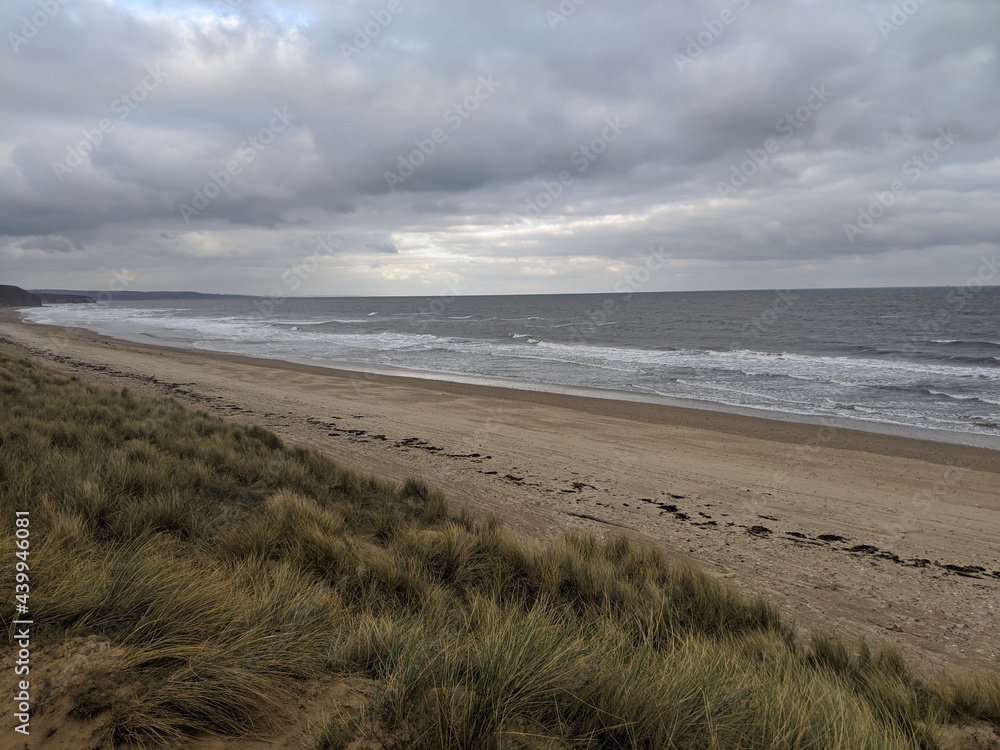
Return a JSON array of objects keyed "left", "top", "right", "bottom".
[{"left": 21, "top": 287, "right": 1000, "bottom": 447}]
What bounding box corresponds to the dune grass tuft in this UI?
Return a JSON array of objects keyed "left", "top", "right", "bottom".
[{"left": 1, "top": 351, "right": 998, "bottom": 748}]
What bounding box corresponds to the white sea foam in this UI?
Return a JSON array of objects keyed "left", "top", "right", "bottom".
[{"left": 20, "top": 300, "right": 1000, "bottom": 440}]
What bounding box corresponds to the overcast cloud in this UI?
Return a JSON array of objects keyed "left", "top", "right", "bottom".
[{"left": 2, "top": 0, "right": 998, "bottom": 295}]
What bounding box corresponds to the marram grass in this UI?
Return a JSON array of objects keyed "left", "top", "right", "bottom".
[{"left": 0, "top": 352, "right": 997, "bottom": 748}]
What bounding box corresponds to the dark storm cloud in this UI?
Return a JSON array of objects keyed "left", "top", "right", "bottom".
[
  {"left": 1, "top": 0, "right": 997, "bottom": 293},
  {"left": 18, "top": 235, "right": 80, "bottom": 253},
  {"left": 365, "top": 240, "right": 398, "bottom": 254}
]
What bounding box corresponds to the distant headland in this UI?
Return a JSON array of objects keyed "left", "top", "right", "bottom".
[
  {"left": 0, "top": 285, "right": 96, "bottom": 308},
  {"left": 0, "top": 286, "right": 255, "bottom": 307}
]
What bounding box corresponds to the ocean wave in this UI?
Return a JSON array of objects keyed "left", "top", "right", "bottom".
[
  {"left": 931, "top": 338, "right": 1000, "bottom": 348},
  {"left": 923, "top": 389, "right": 1000, "bottom": 406},
  {"left": 279, "top": 318, "right": 378, "bottom": 326},
  {"left": 21, "top": 302, "right": 1000, "bottom": 440},
  {"left": 808, "top": 342, "right": 1000, "bottom": 366}
]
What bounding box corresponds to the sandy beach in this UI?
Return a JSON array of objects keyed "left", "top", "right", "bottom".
[{"left": 3, "top": 311, "right": 998, "bottom": 676}]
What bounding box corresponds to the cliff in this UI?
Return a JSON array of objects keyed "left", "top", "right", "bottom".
[{"left": 0, "top": 285, "right": 42, "bottom": 308}]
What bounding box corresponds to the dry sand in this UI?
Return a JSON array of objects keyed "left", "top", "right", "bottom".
[{"left": 2, "top": 312, "right": 998, "bottom": 677}]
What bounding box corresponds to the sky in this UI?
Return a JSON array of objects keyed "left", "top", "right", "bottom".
[{"left": 1, "top": 0, "right": 998, "bottom": 296}]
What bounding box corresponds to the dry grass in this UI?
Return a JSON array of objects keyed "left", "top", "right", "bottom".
[{"left": 0, "top": 351, "right": 997, "bottom": 748}]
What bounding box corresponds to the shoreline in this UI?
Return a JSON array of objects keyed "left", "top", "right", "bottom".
[
  {"left": 19, "top": 303, "right": 1000, "bottom": 450},
  {"left": 2, "top": 309, "right": 1000, "bottom": 674},
  {"left": 126, "top": 332, "right": 1000, "bottom": 450},
  {"left": 8, "top": 312, "right": 1000, "bottom": 472}
]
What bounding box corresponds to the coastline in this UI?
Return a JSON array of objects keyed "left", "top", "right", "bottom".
[
  {"left": 8, "top": 311, "right": 1000, "bottom": 468},
  {"left": 3, "top": 310, "right": 1000, "bottom": 675},
  {"left": 18, "top": 305, "right": 1000, "bottom": 452}
]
